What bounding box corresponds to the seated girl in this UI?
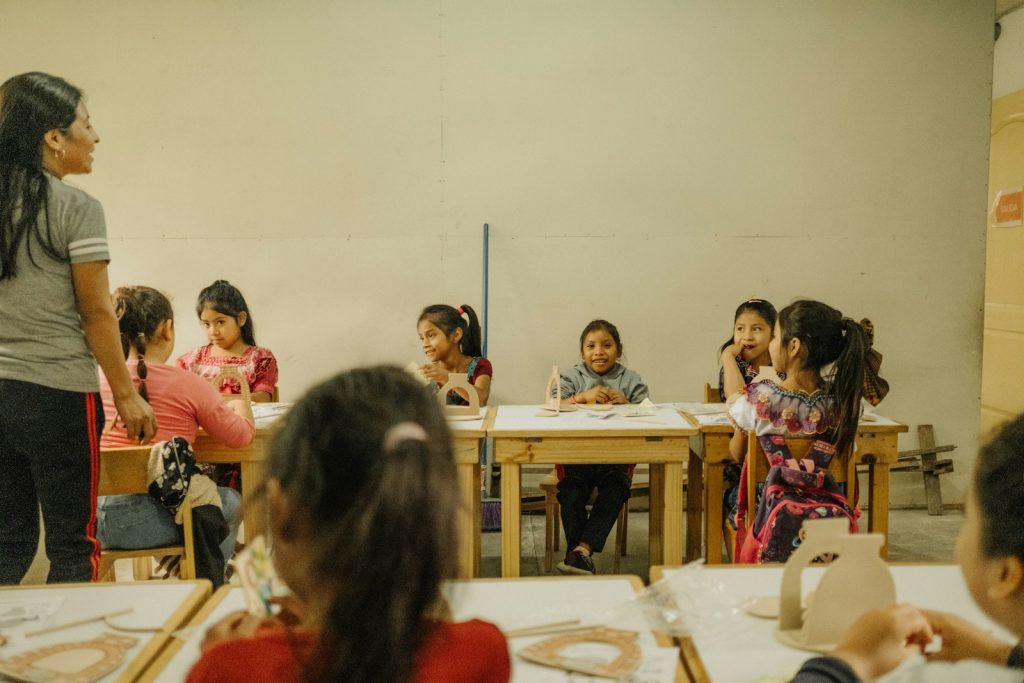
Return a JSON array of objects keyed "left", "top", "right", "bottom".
[
  {"left": 186, "top": 366, "right": 509, "bottom": 682},
  {"left": 98, "top": 286, "right": 254, "bottom": 587}
]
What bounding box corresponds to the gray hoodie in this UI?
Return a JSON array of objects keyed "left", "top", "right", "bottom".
[{"left": 558, "top": 362, "right": 650, "bottom": 403}]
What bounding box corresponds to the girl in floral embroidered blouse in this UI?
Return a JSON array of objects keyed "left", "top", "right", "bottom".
[
  {"left": 176, "top": 280, "right": 278, "bottom": 402},
  {"left": 726, "top": 299, "right": 870, "bottom": 563}
]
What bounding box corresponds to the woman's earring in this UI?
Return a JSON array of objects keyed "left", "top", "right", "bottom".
[{"left": 54, "top": 148, "right": 66, "bottom": 160}]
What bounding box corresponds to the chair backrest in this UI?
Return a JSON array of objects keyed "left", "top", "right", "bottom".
[
  {"left": 99, "top": 445, "right": 156, "bottom": 495},
  {"left": 744, "top": 431, "right": 856, "bottom": 531},
  {"left": 703, "top": 383, "right": 723, "bottom": 403}
]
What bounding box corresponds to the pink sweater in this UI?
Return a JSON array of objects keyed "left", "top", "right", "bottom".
[{"left": 100, "top": 360, "right": 254, "bottom": 448}]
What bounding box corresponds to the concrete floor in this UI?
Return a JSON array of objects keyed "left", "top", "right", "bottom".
[
  {"left": 22, "top": 505, "right": 963, "bottom": 586},
  {"left": 480, "top": 506, "right": 965, "bottom": 584}
]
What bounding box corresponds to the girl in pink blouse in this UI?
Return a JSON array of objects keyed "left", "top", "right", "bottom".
[{"left": 176, "top": 280, "right": 278, "bottom": 402}]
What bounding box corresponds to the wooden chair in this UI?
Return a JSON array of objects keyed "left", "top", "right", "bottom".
[
  {"left": 732, "top": 431, "right": 856, "bottom": 562},
  {"left": 271, "top": 386, "right": 280, "bottom": 402},
  {"left": 703, "top": 383, "right": 723, "bottom": 403},
  {"left": 96, "top": 445, "right": 197, "bottom": 581},
  {"left": 540, "top": 469, "right": 650, "bottom": 573}
]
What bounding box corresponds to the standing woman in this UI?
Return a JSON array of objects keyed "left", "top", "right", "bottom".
[{"left": 0, "top": 73, "right": 156, "bottom": 584}]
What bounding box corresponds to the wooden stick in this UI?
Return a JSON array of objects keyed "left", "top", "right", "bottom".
[
  {"left": 26, "top": 608, "right": 133, "bottom": 637},
  {"left": 503, "top": 618, "right": 591, "bottom": 638}
]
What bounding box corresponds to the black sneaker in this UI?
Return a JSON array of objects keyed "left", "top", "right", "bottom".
[{"left": 556, "top": 550, "right": 595, "bottom": 575}]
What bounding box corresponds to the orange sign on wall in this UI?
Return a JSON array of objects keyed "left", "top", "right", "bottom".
[{"left": 993, "top": 186, "right": 1023, "bottom": 228}]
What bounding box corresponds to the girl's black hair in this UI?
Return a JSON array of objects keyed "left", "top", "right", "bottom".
[
  {"left": 418, "top": 304, "right": 482, "bottom": 357},
  {"left": 777, "top": 299, "right": 867, "bottom": 456},
  {"left": 196, "top": 280, "right": 256, "bottom": 346},
  {"left": 0, "top": 72, "right": 82, "bottom": 280},
  {"left": 975, "top": 414, "right": 1024, "bottom": 562},
  {"left": 113, "top": 286, "right": 174, "bottom": 404},
  {"left": 719, "top": 299, "right": 778, "bottom": 354},
  {"left": 267, "top": 366, "right": 458, "bottom": 682},
  {"left": 579, "top": 319, "right": 623, "bottom": 354}
]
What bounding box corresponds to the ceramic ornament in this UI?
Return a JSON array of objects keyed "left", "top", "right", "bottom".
[
  {"left": 206, "top": 366, "right": 250, "bottom": 403},
  {"left": 436, "top": 373, "right": 480, "bottom": 417},
  {"left": 0, "top": 633, "right": 138, "bottom": 683},
  {"left": 774, "top": 519, "right": 896, "bottom": 653},
  {"left": 537, "top": 366, "right": 575, "bottom": 416},
  {"left": 518, "top": 626, "right": 642, "bottom": 680}
]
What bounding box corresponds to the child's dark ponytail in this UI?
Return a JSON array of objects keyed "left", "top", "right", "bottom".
[
  {"left": 777, "top": 300, "right": 867, "bottom": 456},
  {"left": 196, "top": 280, "right": 256, "bottom": 346},
  {"left": 418, "top": 304, "right": 483, "bottom": 357},
  {"left": 113, "top": 286, "right": 173, "bottom": 405},
  {"left": 830, "top": 317, "right": 868, "bottom": 457},
  {"left": 458, "top": 304, "right": 483, "bottom": 357}
]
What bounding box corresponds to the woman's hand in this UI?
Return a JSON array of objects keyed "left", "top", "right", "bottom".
[
  {"left": 832, "top": 605, "right": 933, "bottom": 681},
  {"left": 113, "top": 391, "right": 157, "bottom": 442},
  {"left": 420, "top": 362, "right": 449, "bottom": 386},
  {"left": 919, "top": 609, "right": 1014, "bottom": 665}
]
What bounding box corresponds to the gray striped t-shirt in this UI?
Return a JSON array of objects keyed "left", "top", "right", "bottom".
[{"left": 0, "top": 173, "right": 110, "bottom": 392}]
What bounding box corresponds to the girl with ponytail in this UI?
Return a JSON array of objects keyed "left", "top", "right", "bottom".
[
  {"left": 416, "top": 303, "right": 492, "bottom": 406},
  {"left": 187, "top": 367, "right": 509, "bottom": 683},
  {"left": 726, "top": 299, "right": 870, "bottom": 563},
  {"left": 98, "top": 286, "right": 254, "bottom": 586}
]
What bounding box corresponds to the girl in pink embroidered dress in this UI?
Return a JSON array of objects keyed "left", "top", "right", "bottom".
[{"left": 176, "top": 280, "right": 278, "bottom": 402}]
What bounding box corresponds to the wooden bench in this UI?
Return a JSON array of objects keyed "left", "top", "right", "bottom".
[{"left": 891, "top": 425, "right": 955, "bottom": 515}]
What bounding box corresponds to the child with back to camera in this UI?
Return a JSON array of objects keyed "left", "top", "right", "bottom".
[
  {"left": 417, "top": 304, "right": 491, "bottom": 405},
  {"left": 186, "top": 366, "right": 509, "bottom": 683},
  {"left": 176, "top": 280, "right": 278, "bottom": 402},
  {"left": 98, "top": 286, "right": 254, "bottom": 587},
  {"left": 727, "top": 299, "right": 868, "bottom": 563},
  {"left": 555, "top": 319, "right": 649, "bottom": 575},
  {"left": 791, "top": 413, "right": 1024, "bottom": 682}
]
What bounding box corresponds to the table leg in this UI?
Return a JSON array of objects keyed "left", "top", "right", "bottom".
[
  {"left": 869, "top": 462, "right": 890, "bottom": 559},
  {"left": 686, "top": 449, "right": 704, "bottom": 562},
  {"left": 240, "top": 461, "right": 267, "bottom": 542},
  {"left": 500, "top": 463, "right": 522, "bottom": 577},
  {"left": 704, "top": 461, "right": 726, "bottom": 565},
  {"left": 456, "top": 461, "right": 479, "bottom": 578},
  {"left": 648, "top": 464, "right": 664, "bottom": 567},
  {"left": 662, "top": 461, "right": 684, "bottom": 566}
]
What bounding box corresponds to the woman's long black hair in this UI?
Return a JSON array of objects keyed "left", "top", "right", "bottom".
[{"left": 0, "top": 72, "right": 82, "bottom": 280}]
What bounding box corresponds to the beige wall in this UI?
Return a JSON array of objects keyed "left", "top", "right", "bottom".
[{"left": 2, "top": 1, "right": 993, "bottom": 504}]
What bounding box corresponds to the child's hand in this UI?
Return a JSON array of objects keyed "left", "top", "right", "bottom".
[
  {"left": 721, "top": 340, "right": 745, "bottom": 362},
  {"left": 576, "top": 387, "right": 612, "bottom": 404},
  {"left": 919, "top": 609, "right": 1014, "bottom": 665},
  {"left": 269, "top": 595, "right": 307, "bottom": 628},
  {"left": 201, "top": 610, "right": 271, "bottom": 650},
  {"left": 420, "top": 362, "right": 449, "bottom": 385},
  {"left": 606, "top": 389, "right": 628, "bottom": 404},
  {"left": 832, "top": 604, "right": 933, "bottom": 680}
]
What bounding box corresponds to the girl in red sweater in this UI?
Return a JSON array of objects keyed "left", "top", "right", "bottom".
[{"left": 187, "top": 366, "right": 510, "bottom": 683}]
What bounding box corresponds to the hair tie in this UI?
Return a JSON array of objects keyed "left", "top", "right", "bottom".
[
  {"left": 746, "top": 298, "right": 764, "bottom": 304},
  {"left": 382, "top": 422, "right": 428, "bottom": 454},
  {"left": 456, "top": 306, "right": 464, "bottom": 315}
]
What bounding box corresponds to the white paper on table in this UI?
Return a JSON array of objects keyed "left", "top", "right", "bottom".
[
  {"left": 673, "top": 402, "right": 728, "bottom": 416},
  {"left": 0, "top": 596, "right": 64, "bottom": 633},
  {"left": 251, "top": 402, "right": 291, "bottom": 428}
]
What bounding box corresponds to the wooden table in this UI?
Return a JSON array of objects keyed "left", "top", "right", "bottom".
[
  {"left": 195, "top": 407, "right": 493, "bottom": 578},
  {"left": 0, "top": 580, "right": 209, "bottom": 683},
  {"left": 193, "top": 427, "right": 271, "bottom": 542},
  {"left": 449, "top": 407, "right": 495, "bottom": 577},
  {"left": 680, "top": 408, "right": 907, "bottom": 563},
  {"left": 650, "top": 564, "right": 1007, "bottom": 683},
  {"left": 491, "top": 405, "right": 698, "bottom": 577},
  {"left": 446, "top": 576, "right": 687, "bottom": 682},
  {"left": 142, "top": 576, "right": 686, "bottom": 682}
]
